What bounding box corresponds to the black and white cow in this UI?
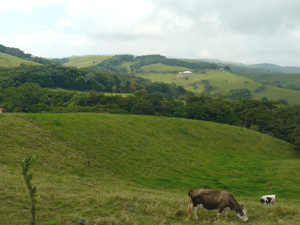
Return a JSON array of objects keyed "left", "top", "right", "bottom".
[
  {"left": 187, "top": 189, "right": 248, "bottom": 222},
  {"left": 260, "top": 195, "right": 276, "bottom": 205}
]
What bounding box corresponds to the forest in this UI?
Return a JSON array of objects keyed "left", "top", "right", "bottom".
[{"left": 0, "top": 64, "right": 192, "bottom": 98}]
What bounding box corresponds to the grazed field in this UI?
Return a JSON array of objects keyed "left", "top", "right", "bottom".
[
  {"left": 0, "top": 52, "right": 40, "bottom": 67},
  {"left": 1, "top": 113, "right": 299, "bottom": 224},
  {"left": 63, "top": 55, "right": 112, "bottom": 68},
  {"left": 137, "top": 69, "right": 300, "bottom": 104}
]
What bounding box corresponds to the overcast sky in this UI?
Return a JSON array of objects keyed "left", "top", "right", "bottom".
[{"left": 1, "top": 0, "right": 300, "bottom": 66}]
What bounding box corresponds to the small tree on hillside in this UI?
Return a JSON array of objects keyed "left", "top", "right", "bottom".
[
  {"left": 279, "top": 99, "right": 288, "bottom": 105},
  {"left": 224, "top": 65, "right": 231, "bottom": 71},
  {"left": 226, "top": 89, "right": 252, "bottom": 100},
  {"left": 21, "top": 155, "right": 37, "bottom": 225}
]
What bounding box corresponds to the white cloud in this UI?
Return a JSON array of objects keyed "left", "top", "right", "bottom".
[
  {"left": 56, "top": 17, "right": 73, "bottom": 28},
  {"left": 0, "top": 0, "right": 68, "bottom": 14},
  {"left": 67, "top": 35, "right": 88, "bottom": 47},
  {"left": 196, "top": 50, "right": 214, "bottom": 59},
  {"left": 0, "top": 36, "right": 9, "bottom": 43},
  {"left": 2, "top": 0, "right": 300, "bottom": 66}
]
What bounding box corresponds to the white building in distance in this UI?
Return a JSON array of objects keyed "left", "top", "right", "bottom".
[{"left": 179, "top": 71, "right": 192, "bottom": 74}]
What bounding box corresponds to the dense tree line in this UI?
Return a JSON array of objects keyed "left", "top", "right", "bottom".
[
  {"left": 1, "top": 82, "right": 300, "bottom": 148},
  {"left": 0, "top": 64, "right": 193, "bottom": 98}
]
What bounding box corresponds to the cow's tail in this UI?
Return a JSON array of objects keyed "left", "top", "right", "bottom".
[{"left": 187, "top": 189, "right": 193, "bottom": 217}]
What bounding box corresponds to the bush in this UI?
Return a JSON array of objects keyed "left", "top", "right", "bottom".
[
  {"left": 279, "top": 99, "right": 288, "bottom": 105},
  {"left": 254, "top": 85, "right": 266, "bottom": 93},
  {"left": 250, "top": 125, "right": 259, "bottom": 131}
]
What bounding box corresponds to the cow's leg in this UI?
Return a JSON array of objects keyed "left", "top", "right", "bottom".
[
  {"left": 272, "top": 200, "right": 276, "bottom": 205},
  {"left": 217, "top": 208, "right": 223, "bottom": 218},
  {"left": 223, "top": 207, "right": 230, "bottom": 218},
  {"left": 187, "top": 202, "right": 193, "bottom": 220},
  {"left": 193, "top": 204, "right": 203, "bottom": 220},
  {"left": 217, "top": 203, "right": 227, "bottom": 219},
  {"left": 193, "top": 206, "right": 198, "bottom": 220}
]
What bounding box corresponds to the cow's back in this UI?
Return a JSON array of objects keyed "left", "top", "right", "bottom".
[{"left": 189, "top": 189, "right": 230, "bottom": 210}]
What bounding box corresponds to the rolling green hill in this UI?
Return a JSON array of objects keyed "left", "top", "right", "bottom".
[
  {"left": 139, "top": 62, "right": 190, "bottom": 73},
  {"left": 137, "top": 69, "right": 300, "bottom": 104},
  {"left": 63, "top": 55, "right": 112, "bottom": 68},
  {"left": 0, "top": 52, "right": 40, "bottom": 67},
  {"left": 237, "top": 72, "right": 300, "bottom": 89},
  {"left": 1, "top": 113, "right": 300, "bottom": 224}
]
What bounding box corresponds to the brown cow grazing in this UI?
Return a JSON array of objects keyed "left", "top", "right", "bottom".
[
  {"left": 188, "top": 189, "right": 248, "bottom": 222},
  {"left": 0, "top": 108, "right": 5, "bottom": 113}
]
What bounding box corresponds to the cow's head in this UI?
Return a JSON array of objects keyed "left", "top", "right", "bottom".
[{"left": 237, "top": 205, "right": 248, "bottom": 222}]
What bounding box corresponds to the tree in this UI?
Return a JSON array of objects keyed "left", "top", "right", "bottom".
[
  {"left": 2, "top": 83, "right": 47, "bottom": 112},
  {"left": 226, "top": 89, "right": 252, "bottom": 100},
  {"left": 279, "top": 99, "right": 288, "bottom": 105},
  {"left": 224, "top": 65, "right": 231, "bottom": 71},
  {"left": 254, "top": 85, "right": 266, "bottom": 93},
  {"left": 21, "top": 155, "right": 37, "bottom": 225},
  {"left": 131, "top": 101, "right": 155, "bottom": 115},
  {"left": 185, "top": 102, "right": 208, "bottom": 120}
]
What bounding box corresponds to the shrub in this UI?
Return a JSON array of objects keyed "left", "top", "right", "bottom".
[{"left": 254, "top": 85, "right": 266, "bottom": 93}]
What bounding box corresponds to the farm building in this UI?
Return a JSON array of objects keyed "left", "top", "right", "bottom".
[{"left": 179, "top": 71, "right": 192, "bottom": 74}]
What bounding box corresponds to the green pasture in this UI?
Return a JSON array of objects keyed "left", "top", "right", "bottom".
[
  {"left": 0, "top": 52, "right": 40, "bottom": 67},
  {"left": 137, "top": 70, "right": 263, "bottom": 94},
  {"left": 237, "top": 72, "right": 300, "bottom": 89},
  {"left": 50, "top": 87, "right": 131, "bottom": 97},
  {"left": 50, "top": 87, "right": 85, "bottom": 93},
  {"left": 121, "top": 61, "right": 135, "bottom": 71},
  {"left": 1, "top": 113, "right": 300, "bottom": 224},
  {"left": 137, "top": 70, "right": 300, "bottom": 104},
  {"left": 140, "top": 63, "right": 190, "bottom": 73},
  {"left": 63, "top": 55, "right": 112, "bottom": 68},
  {"left": 103, "top": 92, "right": 133, "bottom": 97}
]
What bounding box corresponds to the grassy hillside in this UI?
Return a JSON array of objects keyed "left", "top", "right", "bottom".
[
  {"left": 50, "top": 87, "right": 132, "bottom": 96},
  {"left": 140, "top": 63, "right": 190, "bottom": 73},
  {"left": 1, "top": 113, "right": 300, "bottom": 224},
  {"left": 63, "top": 55, "right": 300, "bottom": 104},
  {"left": 0, "top": 52, "right": 40, "bottom": 67},
  {"left": 136, "top": 70, "right": 257, "bottom": 95},
  {"left": 237, "top": 72, "right": 300, "bottom": 89},
  {"left": 63, "top": 55, "right": 112, "bottom": 68},
  {"left": 137, "top": 70, "right": 300, "bottom": 104}
]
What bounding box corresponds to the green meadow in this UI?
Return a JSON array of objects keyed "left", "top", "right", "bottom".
[
  {"left": 237, "top": 72, "right": 300, "bottom": 89},
  {"left": 140, "top": 63, "right": 190, "bottom": 73},
  {"left": 0, "top": 52, "right": 40, "bottom": 67},
  {"left": 1, "top": 113, "right": 300, "bottom": 224},
  {"left": 137, "top": 69, "right": 300, "bottom": 104},
  {"left": 63, "top": 55, "right": 112, "bottom": 68},
  {"left": 50, "top": 87, "right": 132, "bottom": 97}
]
